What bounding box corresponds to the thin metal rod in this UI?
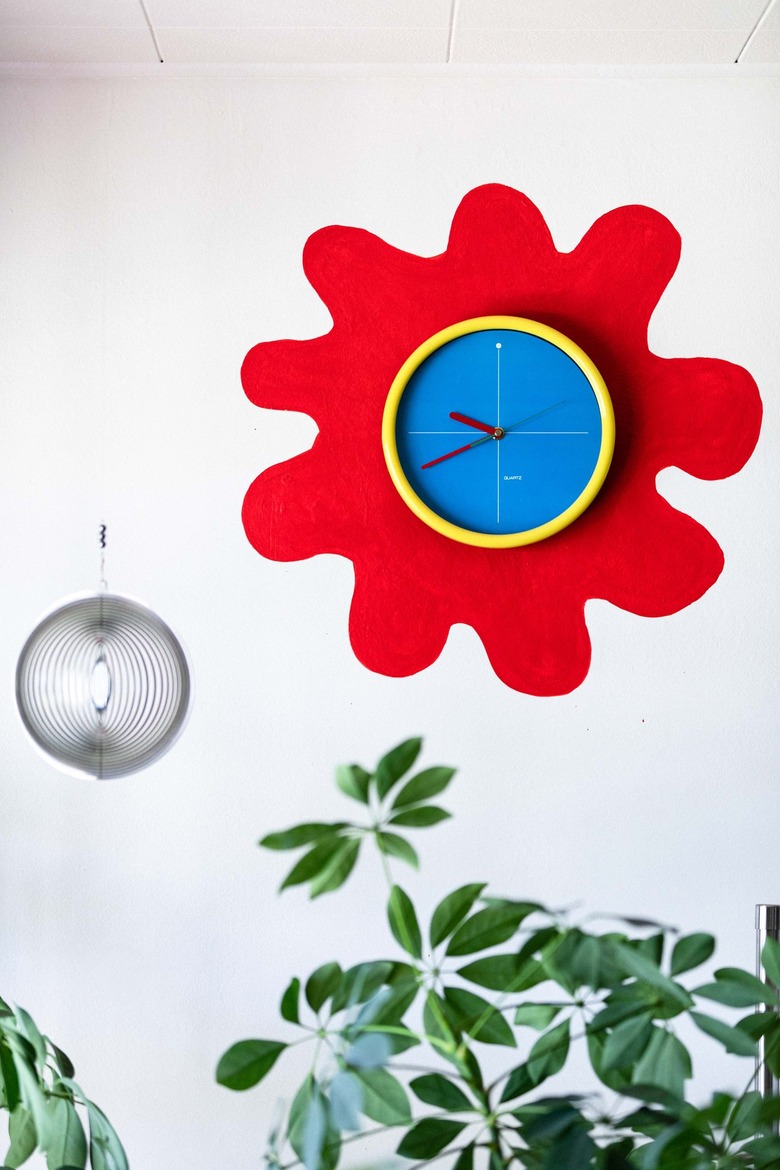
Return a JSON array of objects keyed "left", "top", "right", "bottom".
[
  {"left": 756, "top": 904, "right": 780, "bottom": 1111},
  {"left": 736, "top": 0, "right": 777, "bottom": 63}
]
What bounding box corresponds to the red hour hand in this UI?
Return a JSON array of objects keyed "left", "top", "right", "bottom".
[{"left": 450, "top": 411, "right": 499, "bottom": 436}]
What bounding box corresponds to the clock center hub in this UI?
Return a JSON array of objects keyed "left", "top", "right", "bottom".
[{"left": 493, "top": 426, "right": 505, "bottom": 440}]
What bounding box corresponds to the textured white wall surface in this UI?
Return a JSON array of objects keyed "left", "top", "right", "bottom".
[{"left": 0, "top": 64, "right": 778, "bottom": 1169}]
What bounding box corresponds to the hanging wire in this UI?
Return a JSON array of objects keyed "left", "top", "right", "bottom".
[{"left": 99, "top": 523, "right": 108, "bottom": 590}]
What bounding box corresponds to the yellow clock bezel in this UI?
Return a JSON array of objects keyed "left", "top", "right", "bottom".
[{"left": 382, "top": 315, "right": 615, "bottom": 548}]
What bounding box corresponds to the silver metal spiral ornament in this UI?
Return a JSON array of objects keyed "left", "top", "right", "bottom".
[{"left": 16, "top": 593, "right": 192, "bottom": 779}]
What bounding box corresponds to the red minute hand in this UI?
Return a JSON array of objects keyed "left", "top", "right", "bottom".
[
  {"left": 421, "top": 440, "right": 483, "bottom": 470},
  {"left": 449, "top": 411, "right": 499, "bottom": 436}
]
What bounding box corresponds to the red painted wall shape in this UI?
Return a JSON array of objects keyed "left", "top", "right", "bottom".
[{"left": 241, "top": 185, "right": 762, "bottom": 696}]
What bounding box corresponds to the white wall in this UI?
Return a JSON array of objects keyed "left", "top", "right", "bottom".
[{"left": 0, "top": 64, "right": 778, "bottom": 1169}]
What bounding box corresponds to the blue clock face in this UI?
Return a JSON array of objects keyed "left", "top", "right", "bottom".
[{"left": 383, "top": 317, "right": 614, "bottom": 548}]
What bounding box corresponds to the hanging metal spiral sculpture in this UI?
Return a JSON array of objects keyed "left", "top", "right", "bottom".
[{"left": 16, "top": 593, "right": 192, "bottom": 779}]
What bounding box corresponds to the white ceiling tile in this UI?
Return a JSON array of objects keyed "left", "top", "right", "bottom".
[
  {"left": 0, "top": 26, "right": 159, "bottom": 62},
  {"left": 0, "top": 1, "right": 146, "bottom": 29},
  {"left": 146, "top": 1, "right": 451, "bottom": 29},
  {"left": 156, "top": 25, "right": 448, "bottom": 63},
  {"left": 456, "top": 0, "right": 768, "bottom": 33},
  {"left": 740, "top": 29, "right": 780, "bottom": 60},
  {"left": 451, "top": 28, "right": 746, "bottom": 64}
]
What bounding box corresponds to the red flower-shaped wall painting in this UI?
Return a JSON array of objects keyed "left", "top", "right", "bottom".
[{"left": 242, "top": 185, "right": 761, "bottom": 696}]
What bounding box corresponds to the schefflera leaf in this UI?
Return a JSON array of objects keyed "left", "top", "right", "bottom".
[
  {"left": 410, "top": 1072, "right": 473, "bottom": 1112},
  {"left": 446, "top": 902, "right": 535, "bottom": 957},
  {"left": 442, "top": 987, "right": 516, "bottom": 1047},
  {"left": 430, "top": 884, "right": 486, "bottom": 950},
  {"left": 375, "top": 738, "right": 423, "bottom": 801},
  {"left": 335, "top": 763, "right": 371, "bottom": 804},
  {"left": 397, "top": 1117, "right": 467, "bottom": 1160},
  {"left": 391, "top": 766, "right": 456, "bottom": 811},
  {"left": 216, "top": 1039, "right": 286, "bottom": 1090},
  {"left": 388, "top": 886, "right": 423, "bottom": 959}
]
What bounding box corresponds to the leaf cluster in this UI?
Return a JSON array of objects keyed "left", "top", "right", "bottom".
[
  {"left": 259, "top": 738, "right": 454, "bottom": 897},
  {"left": 0, "top": 998, "right": 127, "bottom": 1170},
  {"left": 219, "top": 740, "right": 780, "bottom": 1170}
]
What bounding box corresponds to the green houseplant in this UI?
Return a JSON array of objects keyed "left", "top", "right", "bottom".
[
  {"left": 0, "top": 997, "right": 127, "bottom": 1170},
  {"left": 218, "top": 739, "right": 780, "bottom": 1170}
]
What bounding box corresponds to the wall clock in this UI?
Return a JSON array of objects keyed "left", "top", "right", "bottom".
[
  {"left": 383, "top": 315, "right": 614, "bottom": 548},
  {"left": 242, "top": 184, "right": 761, "bottom": 696}
]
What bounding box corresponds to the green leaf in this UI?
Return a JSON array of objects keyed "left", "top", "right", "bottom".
[
  {"left": 376, "top": 832, "right": 419, "bottom": 869},
  {"left": 335, "top": 764, "right": 371, "bottom": 804},
  {"left": 632, "top": 1029, "right": 691, "bottom": 1098},
  {"left": 761, "top": 937, "right": 780, "bottom": 991},
  {"left": 453, "top": 1143, "right": 475, "bottom": 1170},
  {"left": 601, "top": 1013, "right": 653, "bottom": 1072},
  {"left": 288, "top": 1081, "right": 340, "bottom": 1170},
  {"left": 527, "top": 1018, "right": 571, "bottom": 1086},
  {"left": 6, "top": 1106, "right": 37, "bottom": 1168},
  {"left": 612, "top": 943, "right": 693, "bottom": 1010},
  {"left": 694, "top": 968, "right": 778, "bottom": 1008},
  {"left": 305, "top": 963, "right": 342, "bottom": 1012},
  {"left": 391, "top": 767, "right": 456, "bottom": 810},
  {"left": 388, "top": 806, "right": 451, "bottom": 829},
  {"left": 457, "top": 953, "right": 526, "bottom": 991},
  {"left": 410, "top": 1073, "right": 472, "bottom": 1111},
  {"left": 516, "top": 1099, "right": 584, "bottom": 1143},
  {"left": 766, "top": 1020, "right": 780, "bottom": 1078},
  {"left": 545, "top": 1123, "right": 596, "bottom": 1170},
  {"left": 279, "top": 836, "right": 350, "bottom": 891},
  {"left": 13, "top": 1057, "right": 52, "bottom": 1149},
  {"left": 499, "top": 1062, "right": 535, "bottom": 1104},
  {"left": 514, "top": 1003, "right": 562, "bottom": 1031},
  {"left": 589, "top": 987, "right": 656, "bottom": 1034},
  {"left": 215, "top": 1039, "right": 286, "bottom": 1090},
  {"left": 690, "top": 1010, "right": 757, "bottom": 1056},
  {"left": 309, "top": 838, "right": 360, "bottom": 897},
  {"left": 742, "top": 1134, "right": 780, "bottom": 1168},
  {"left": 423, "top": 991, "right": 461, "bottom": 1053},
  {"left": 633, "top": 933, "right": 664, "bottom": 966},
  {"left": 0, "top": 1042, "right": 21, "bottom": 1112},
  {"left": 354, "top": 976, "right": 419, "bottom": 1029},
  {"left": 288, "top": 1077, "right": 314, "bottom": 1164},
  {"left": 387, "top": 886, "right": 422, "bottom": 959},
  {"left": 260, "top": 823, "right": 348, "bottom": 851},
  {"left": 718, "top": 966, "right": 777, "bottom": 996},
  {"left": 375, "top": 739, "right": 423, "bottom": 800},
  {"left": 443, "top": 987, "right": 516, "bottom": 1047},
  {"left": 280, "top": 977, "right": 301, "bottom": 1024},
  {"left": 353, "top": 1067, "right": 411, "bottom": 1125},
  {"left": 727, "top": 1091, "right": 763, "bottom": 1142},
  {"left": 430, "top": 884, "right": 486, "bottom": 949},
  {"left": 344, "top": 1033, "right": 391, "bottom": 1069},
  {"left": 301, "top": 1087, "right": 327, "bottom": 1170},
  {"left": 446, "top": 905, "right": 530, "bottom": 957},
  {"left": 329, "top": 1071, "right": 362, "bottom": 1132},
  {"left": 85, "top": 1101, "right": 129, "bottom": 1170},
  {"left": 670, "top": 933, "right": 715, "bottom": 977},
  {"left": 331, "top": 962, "right": 393, "bottom": 1013},
  {"left": 45, "top": 1097, "right": 87, "bottom": 1170},
  {"left": 50, "top": 1044, "right": 75, "bottom": 1080},
  {"left": 14, "top": 1009, "right": 46, "bottom": 1068},
  {"left": 397, "top": 1118, "right": 466, "bottom": 1160}
]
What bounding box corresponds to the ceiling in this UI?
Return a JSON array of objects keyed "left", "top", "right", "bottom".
[{"left": 0, "top": 0, "right": 777, "bottom": 66}]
